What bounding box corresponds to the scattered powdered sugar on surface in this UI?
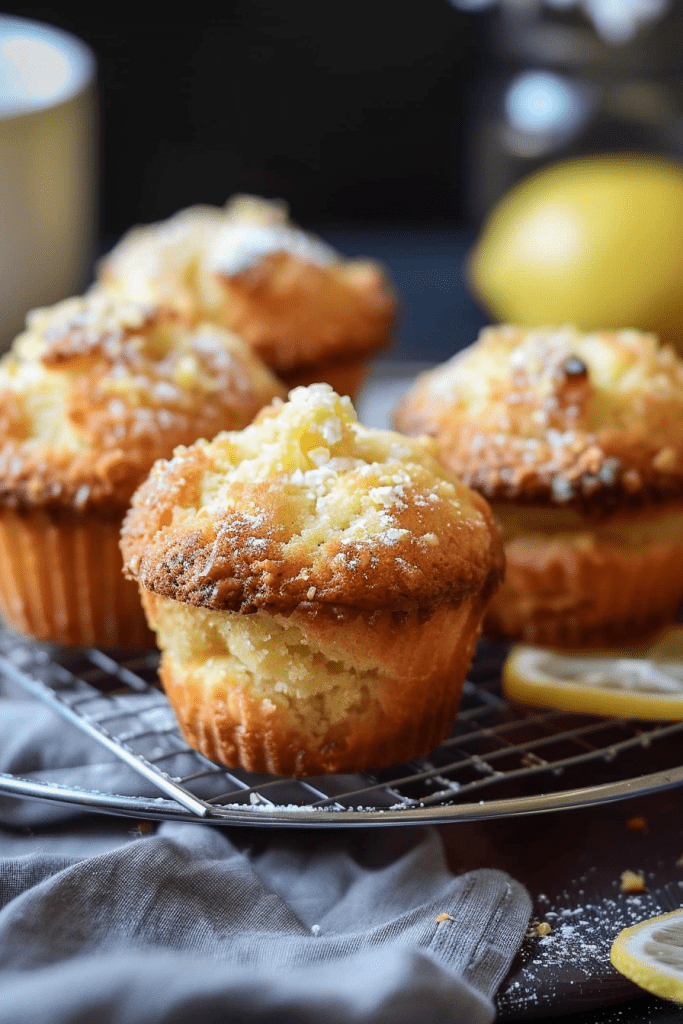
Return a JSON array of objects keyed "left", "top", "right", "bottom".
[
  {"left": 213, "top": 802, "right": 387, "bottom": 814},
  {"left": 497, "top": 868, "right": 683, "bottom": 1018}
]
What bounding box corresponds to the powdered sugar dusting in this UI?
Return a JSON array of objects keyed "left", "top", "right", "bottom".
[
  {"left": 199, "top": 382, "right": 479, "bottom": 552},
  {"left": 210, "top": 221, "right": 337, "bottom": 276},
  {"left": 400, "top": 323, "right": 683, "bottom": 501},
  {"left": 497, "top": 867, "right": 683, "bottom": 1019}
]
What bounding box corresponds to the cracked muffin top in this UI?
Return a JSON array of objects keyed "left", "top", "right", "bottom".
[
  {"left": 96, "top": 194, "right": 397, "bottom": 376},
  {"left": 0, "top": 292, "right": 285, "bottom": 514},
  {"left": 121, "top": 383, "right": 504, "bottom": 616},
  {"left": 393, "top": 325, "right": 683, "bottom": 512}
]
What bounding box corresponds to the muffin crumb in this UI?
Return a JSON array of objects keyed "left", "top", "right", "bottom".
[
  {"left": 619, "top": 870, "right": 646, "bottom": 893},
  {"left": 626, "top": 815, "right": 648, "bottom": 833}
]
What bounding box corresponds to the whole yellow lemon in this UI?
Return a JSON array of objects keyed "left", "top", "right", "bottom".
[{"left": 468, "top": 155, "right": 683, "bottom": 348}]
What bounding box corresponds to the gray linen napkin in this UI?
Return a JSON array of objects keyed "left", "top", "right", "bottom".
[{"left": 0, "top": 676, "right": 532, "bottom": 1024}]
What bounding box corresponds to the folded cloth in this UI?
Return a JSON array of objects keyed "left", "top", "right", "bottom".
[{"left": 0, "top": 679, "right": 532, "bottom": 1024}]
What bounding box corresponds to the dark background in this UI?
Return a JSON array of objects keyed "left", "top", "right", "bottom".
[{"left": 3, "top": 2, "right": 485, "bottom": 242}]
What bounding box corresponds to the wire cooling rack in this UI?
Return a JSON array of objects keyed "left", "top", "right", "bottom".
[{"left": 2, "top": 624, "right": 683, "bottom": 827}]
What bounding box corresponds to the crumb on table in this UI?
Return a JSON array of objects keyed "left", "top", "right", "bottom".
[
  {"left": 626, "top": 815, "right": 648, "bottom": 832},
  {"left": 619, "top": 869, "right": 646, "bottom": 893}
]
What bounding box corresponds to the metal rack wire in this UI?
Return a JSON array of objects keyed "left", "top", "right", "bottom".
[{"left": 2, "top": 623, "right": 683, "bottom": 826}]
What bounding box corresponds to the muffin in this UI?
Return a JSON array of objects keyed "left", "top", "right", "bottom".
[
  {"left": 120, "top": 383, "right": 504, "bottom": 776},
  {"left": 394, "top": 325, "right": 683, "bottom": 649},
  {"left": 0, "top": 292, "right": 285, "bottom": 648},
  {"left": 96, "top": 194, "right": 397, "bottom": 399}
]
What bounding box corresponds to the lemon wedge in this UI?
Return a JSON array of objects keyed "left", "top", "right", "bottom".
[
  {"left": 611, "top": 908, "right": 683, "bottom": 1003},
  {"left": 502, "top": 627, "right": 683, "bottom": 720}
]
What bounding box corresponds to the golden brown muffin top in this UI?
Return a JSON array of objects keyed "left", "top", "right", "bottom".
[
  {"left": 121, "top": 383, "right": 504, "bottom": 616},
  {"left": 96, "top": 194, "right": 397, "bottom": 374},
  {"left": 394, "top": 325, "right": 683, "bottom": 511},
  {"left": 0, "top": 293, "right": 286, "bottom": 514}
]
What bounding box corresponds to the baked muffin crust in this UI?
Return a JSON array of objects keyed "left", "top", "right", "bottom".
[
  {"left": 97, "top": 195, "right": 397, "bottom": 381},
  {"left": 394, "top": 325, "right": 683, "bottom": 514},
  {"left": 122, "top": 383, "right": 504, "bottom": 617},
  {"left": 0, "top": 293, "right": 286, "bottom": 514}
]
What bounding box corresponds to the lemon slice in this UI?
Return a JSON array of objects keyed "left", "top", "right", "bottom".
[
  {"left": 611, "top": 908, "right": 683, "bottom": 1003},
  {"left": 502, "top": 627, "right": 683, "bottom": 719}
]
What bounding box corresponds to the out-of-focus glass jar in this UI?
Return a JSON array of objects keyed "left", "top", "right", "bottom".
[{"left": 464, "top": 2, "right": 683, "bottom": 223}]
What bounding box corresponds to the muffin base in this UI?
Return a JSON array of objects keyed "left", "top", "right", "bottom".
[
  {"left": 142, "top": 591, "right": 487, "bottom": 776},
  {"left": 485, "top": 503, "right": 683, "bottom": 649},
  {"left": 0, "top": 507, "right": 154, "bottom": 648}
]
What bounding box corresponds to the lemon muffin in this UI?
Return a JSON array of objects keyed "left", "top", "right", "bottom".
[
  {"left": 121, "top": 383, "right": 504, "bottom": 776},
  {"left": 96, "top": 194, "right": 397, "bottom": 399},
  {"left": 0, "top": 292, "right": 285, "bottom": 648},
  {"left": 394, "top": 325, "right": 683, "bottom": 649}
]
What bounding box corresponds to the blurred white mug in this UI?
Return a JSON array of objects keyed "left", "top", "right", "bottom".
[{"left": 0, "top": 16, "right": 96, "bottom": 349}]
